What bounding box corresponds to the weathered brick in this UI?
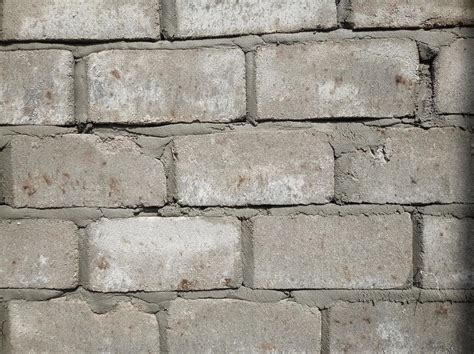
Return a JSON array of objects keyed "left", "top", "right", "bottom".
[
  {"left": 167, "top": 299, "right": 320, "bottom": 352},
  {"left": 434, "top": 39, "right": 474, "bottom": 114},
  {"left": 1, "top": 135, "right": 166, "bottom": 208},
  {"left": 83, "top": 217, "right": 241, "bottom": 292},
  {"left": 163, "top": 0, "right": 336, "bottom": 38},
  {"left": 329, "top": 302, "right": 474, "bottom": 352},
  {"left": 0, "top": 219, "right": 78, "bottom": 289},
  {"left": 342, "top": 0, "right": 474, "bottom": 29},
  {"left": 247, "top": 214, "right": 412, "bottom": 289},
  {"left": 86, "top": 48, "right": 245, "bottom": 124},
  {"left": 419, "top": 216, "right": 474, "bottom": 289},
  {"left": 0, "top": 50, "right": 74, "bottom": 125},
  {"left": 2, "top": 0, "right": 159, "bottom": 41},
  {"left": 173, "top": 130, "right": 334, "bottom": 206},
  {"left": 5, "top": 299, "right": 160, "bottom": 352},
  {"left": 255, "top": 39, "right": 419, "bottom": 120},
  {"left": 335, "top": 128, "right": 473, "bottom": 204}
]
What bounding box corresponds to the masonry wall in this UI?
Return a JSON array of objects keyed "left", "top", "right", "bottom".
[{"left": 0, "top": 1, "right": 473, "bottom": 353}]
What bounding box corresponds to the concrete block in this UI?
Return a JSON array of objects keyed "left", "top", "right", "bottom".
[
  {"left": 173, "top": 130, "right": 334, "bottom": 206},
  {"left": 0, "top": 50, "right": 74, "bottom": 125},
  {"left": 163, "top": 0, "right": 336, "bottom": 38},
  {"left": 2, "top": 0, "right": 159, "bottom": 40},
  {"left": 167, "top": 299, "right": 321, "bottom": 352},
  {"left": 248, "top": 214, "right": 412, "bottom": 289},
  {"left": 256, "top": 39, "right": 419, "bottom": 120},
  {"left": 1, "top": 135, "right": 166, "bottom": 208},
  {"left": 86, "top": 48, "right": 245, "bottom": 124},
  {"left": 335, "top": 128, "right": 473, "bottom": 204},
  {"left": 5, "top": 299, "right": 160, "bottom": 352},
  {"left": 329, "top": 302, "right": 474, "bottom": 352},
  {"left": 83, "top": 217, "right": 242, "bottom": 292},
  {"left": 0, "top": 219, "right": 78, "bottom": 289}
]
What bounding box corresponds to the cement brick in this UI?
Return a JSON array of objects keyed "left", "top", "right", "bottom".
[
  {"left": 255, "top": 39, "right": 419, "bottom": 120},
  {"left": 5, "top": 299, "right": 160, "bottom": 353},
  {"left": 344, "top": 0, "right": 474, "bottom": 29},
  {"left": 173, "top": 130, "right": 334, "bottom": 206},
  {"left": 0, "top": 219, "right": 78, "bottom": 289},
  {"left": 434, "top": 39, "right": 474, "bottom": 114},
  {"left": 2, "top": 0, "right": 159, "bottom": 40},
  {"left": 83, "top": 217, "right": 242, "bottom": 292},
  {"left": 0, "top": 50, "right": 74, "bottom": 125},
  {"left": 86, "top": 48, "right": 245, "bottom": 124},
  {"left": 248, "top": 214, "right": 412, "bottom": 289},
  {"left": 329, "top": 302, "right": 474, "bottom": 352},
  {"left": 167, "top": 299, "right": 321, "bottom": 352},
  {"left": 420, "top": 216, "right": 474, "bottom": 289},
  {"left": 335, "top": 128, "right": 473, "bottom": 204},
  {"left": 164, "top": 0, "right": 336, "bottom": 38},
  {"left": 1, "top": 135, "right": 166, "bottom": 208}
]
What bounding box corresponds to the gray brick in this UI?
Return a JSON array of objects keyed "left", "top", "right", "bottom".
[
  {"left": 434, "top": 39, "right": 474, "bottom": 114},
  {"left": 167, "top": 299, "right": 321, "bottom": 353},
  {"left": 248, "top": 214, "right": 412, "bottom": 289},
  {"left": 0, "top": 219, "right": 78, "bottom": 289},
  {"left": 329, "top": 302, "right": 474, "bottom": 352},
  {"left": 83, "top": 217, "right": 242, "bottom": 292},
  {"left": 163, "top": 0, "right": 336, "bottom": 38},
  {"left": 86, "top": 48, "right": 245, "bottom": 124},
  {"left": 5, "top": 299, "right": 160, "bottom": 353},
  {"left": 2, "top": 0, "right": 159, "bottom": 40},
  {"left": 256, "top": 39, "right": 419, "bottom": 120},
  {"left": 0, "top": 50, "right": 74, "bottom": 125},
  {"left": 419, "top": 216, "right": 474, "bottom": 289},
  {"left": 343, "top": 0, "right": 474, "bottom": 29},
  {"left": 173, "top": 130, "right": 334, "bottom": 206},
  {"left": 335, "top": 128, "right": 473, "bottom": 204},
  {"left": 1, "top": 135, "right": 166, "bottom": 208}
]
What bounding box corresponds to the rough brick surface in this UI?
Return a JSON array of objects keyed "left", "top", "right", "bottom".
[
  {"left": 2, "top": 0, "right": 159, "bottom": 40},
  {"left": 1, "top": 135, "right": 166, "bottom": 208},
  {"left": 343, "top": 0, "right": 474, "bottom": 29},
  {"left": 173, "top": 130, "right": 334, "bottom": 206},
  {"left": 329, "top": 302, "right": 474, "bottom": 352},
  {"left": 434, "top": 39, "right": 474, "bottom": 114},
  {"left": 0, "top": 50, "right": 74, "bottom": 125},
  {"left": 248, "top": 214, "right": 412, "bottom": 289},
  {"left": 255, "top": 39, "right": 419, "bottom": 120},
  {"left": 6, "top": 299, "right": 160, "bottom": 353},
  {"left": 83, "top": 217, "right": 242, "bottom": 292},
  {"left": 167, "top": 299, "right": 321, "bottom": 352},
  {"left": 335, "top": 128, "right": 473, "bottom": 204},
  {"left": 0, "top": 219, "right": 78, "bottom": 289},
  {"left": 163, "top": 0, "right": 336, "bottom": 38},
  {"left": 419, "top": 216, "right": 474, "bottom": 289},
  {"left": 86, "top": 48, "right": 245, "bottom": 124}
]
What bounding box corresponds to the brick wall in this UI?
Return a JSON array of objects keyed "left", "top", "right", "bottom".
[{"left": 0, "top": 1, "right": 473, "bottom": 352}]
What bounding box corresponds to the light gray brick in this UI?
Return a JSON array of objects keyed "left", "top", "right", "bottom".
[
  {"left": 419, "top": 216, "right": 474, "bottom": 289},
  {"left": 434, "top": 39, "right": 474, "bottom": 114},
  {"left": 163, "top": 0, "right": 336, "bottom": 38},
  {"left": 335, "top": 128, "right": 473, "bottom": 204},
  {"left": 256, "top": 39, "right": 419, "bottom": 120},
  {"left": 83, "top": 217, "right": 242, "bottom": 292},
  {"left": 0, "top": 219, "right": 78, "bottom": 289},
  {"left": 86, "top": 48, "right": 245, "bottom": 124},
  {"left": 167, "top": 299, "right": 321, "bottom": 353},
  {"left": 329, "top": 302, "right": 474, "bottom": 352},
  {"left": 2, "top": 0, "right": 159, "bottom": 40},
  {"left": 1, "top": 135, "right": 166, "bottom": 208},
  {"left": 248, "top": 214, "right": 412, "bottom": 289},
  {"left": 0, "top": 50, "right": 74, "bottom": 125},
  {"left": 5, "top": 299, "right": 160, "bottom": 353},
  {"left": 173, "top": 130, "right": 334, "bottom": 206}
]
